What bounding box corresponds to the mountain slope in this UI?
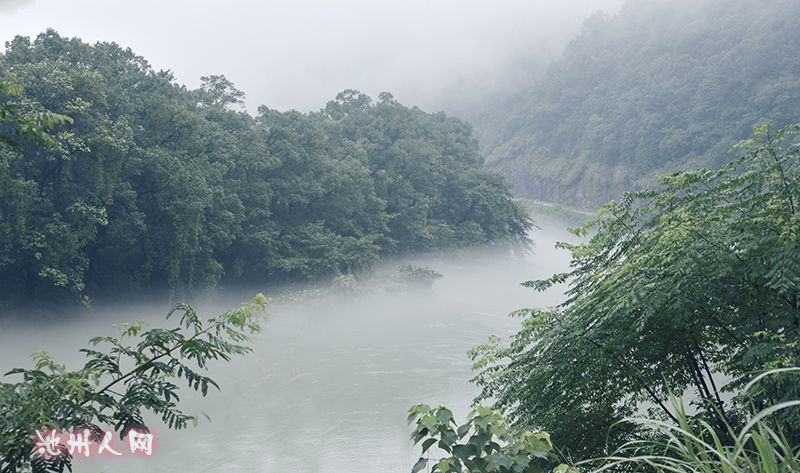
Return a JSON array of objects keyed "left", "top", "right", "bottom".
[{"left": 477, "top": 0, "right": 800, "bottom": 208}]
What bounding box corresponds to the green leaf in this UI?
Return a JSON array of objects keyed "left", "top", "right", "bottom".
[{"left": 421, "top": 437, "right": 437, "bottom": 454}]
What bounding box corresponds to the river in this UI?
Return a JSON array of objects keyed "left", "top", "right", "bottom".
[{"left": 0, "top": 209, "right": 584, "bottom": 473}]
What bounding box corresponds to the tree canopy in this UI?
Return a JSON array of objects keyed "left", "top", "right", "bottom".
[
  {"left": 471, "top": 124, "right": 800, "bottom": 459},
  {"left": 0, "top": 30, "right": 530, "bottom": 305}
]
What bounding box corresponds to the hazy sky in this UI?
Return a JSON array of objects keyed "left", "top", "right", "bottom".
[{"left": 1, "top": 0, "right": 621, "bottom": 112}]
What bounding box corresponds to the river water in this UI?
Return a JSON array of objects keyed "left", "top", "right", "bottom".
[{"left": 0, "top": 214, "right": 581, "bottom": 473}]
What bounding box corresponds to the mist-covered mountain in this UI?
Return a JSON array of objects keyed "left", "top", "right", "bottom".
[{"left": 472, "top": 0, "right": 800, "bottom": 208}]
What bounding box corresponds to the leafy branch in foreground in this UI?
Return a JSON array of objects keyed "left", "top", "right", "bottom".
[
  {"left": 470, "top": 124, "right": 800, "bottom": 458},
  {"left": 408, "top": 403, "right": 577, "bottom": 473},
  {"left": 409, "top": 369, "right": 800, "bottom": 473},
  {"left": 0, "top": 293, "right": 267, "bottom": 473},
  {"left": 0, "top": 75, "right": 72, "bottom": 149}
]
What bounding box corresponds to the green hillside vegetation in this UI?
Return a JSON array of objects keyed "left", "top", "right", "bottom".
[
  {"left": 470, "top": 124, "right": 800, "bottom": 460},
  {"left": 0, "top": 30, "right": 530, "bottom": 305},
  {"left": 403, "top": 124, "right": 800, "bottom": 472},
  {"left": 477, "top": 0, "right": 800, "bottom": 208}
]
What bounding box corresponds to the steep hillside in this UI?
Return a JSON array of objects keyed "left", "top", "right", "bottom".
[{"left": 477, "top": 0, "right": 800, "bottom": 208}]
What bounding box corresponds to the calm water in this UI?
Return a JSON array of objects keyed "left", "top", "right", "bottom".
[{"left": 0, "top": 219, "right": 578, "bottom": 473}]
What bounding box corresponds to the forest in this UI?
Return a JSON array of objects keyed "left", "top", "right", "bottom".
[
  {"left": 0, "top": 31, "right": 529, "bottom": 305},
  {"left": 473, "top": 0, "right": 800, "bottom": 208}
]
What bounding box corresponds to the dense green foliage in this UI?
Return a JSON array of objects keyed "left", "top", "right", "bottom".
[
  {"left": 410, "top": 370, "right": 800, "bottom": 473},
  {"left": 407, "top": 404, "right": 575, "bottom": 473},
  {"left": 470, "top": 124, "right": 800, "bottom": 459},
  {"left": 0, "top": 75, "right": 72, "bottom": 150},
  {"left": 0, "top": 295, "right": 265, "bottom": 473},
  {"left": 0, "top": 30, "right": 530, "bottom": 305},
  {"left": 475, "top": 0, "right": 800, "bottom": 208},
  {"left": 585, "top": 374, "right": 800, "bottom": 473}
]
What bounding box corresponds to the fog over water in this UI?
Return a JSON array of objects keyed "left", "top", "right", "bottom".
[
  {"left": 0, "top": 3, "right": 607, "bottom": 468},
  {"left": 0, "top": 213, "right": 583, "bottom": 473},
  {"left": 0, "top": 0, "right": 621, "bottom": 112}
]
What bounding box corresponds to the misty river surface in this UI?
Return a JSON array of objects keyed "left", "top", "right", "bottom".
[{"left": 0, "top": 219, "right": 579, "bottom": 473}]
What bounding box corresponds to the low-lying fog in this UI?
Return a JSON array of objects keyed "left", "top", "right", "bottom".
[{"left": 0, "top": 211, "right": 585, "bottom": 473}]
